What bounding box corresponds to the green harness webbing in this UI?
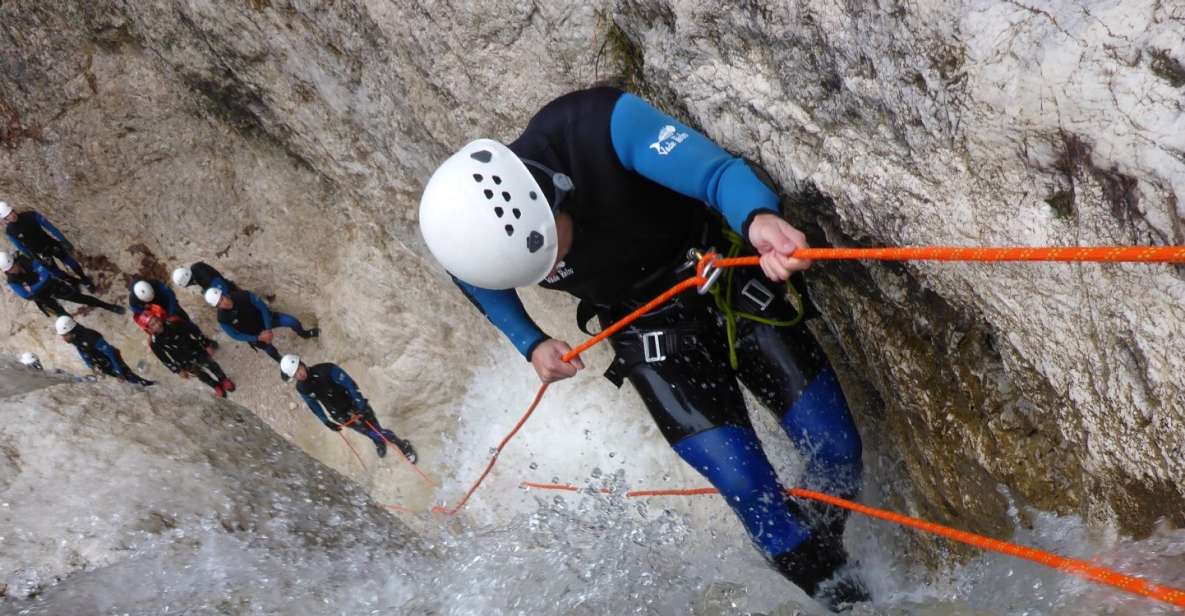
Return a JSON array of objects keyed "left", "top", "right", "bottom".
[{"left": 709, "top": 229, "right": 806, "bottom": 369}]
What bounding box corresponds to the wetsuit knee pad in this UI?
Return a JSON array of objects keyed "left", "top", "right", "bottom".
[
  {"left": 780, "top": 368, "right": 863, "bottom": 496},
  {"left": 673, "top": 425, "right": 810, "bottom": 557}
]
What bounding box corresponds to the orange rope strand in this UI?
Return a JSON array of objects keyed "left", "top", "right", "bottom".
[{"left": 519, "top": 482, "right": 1185, "bottom": 608}]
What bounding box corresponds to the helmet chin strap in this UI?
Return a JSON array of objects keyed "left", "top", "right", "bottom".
[{"left": 519, "top": 158, "right": 574, "bottom": 211}]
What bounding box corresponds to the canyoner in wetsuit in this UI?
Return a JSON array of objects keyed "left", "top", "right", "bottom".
[
  {"left": 280, "top": 355, "right": 417, "bottom": 462},
  {"left": 2, "top": 252, "right": 124, "bottom": 317},
  {"left": 136, "top": 310, "right": 235, "bottom": 397},
  {"left": 1, "top": 201, "right": 96, "bottom": 290},
  {"left": 130, "top": 279, "right": 217, "bottom": 350},
  {"left": 419, "top": 88, "right": 865, "bottom": 608},
  {"left": 205, "top": 286, "right": 319, "bottom": 362},
  {"left": 172, "top": 261, "right": 239, "bottom": 295},
  {"left": 55, "top": 316, "right": 153, "bottom": 386}
]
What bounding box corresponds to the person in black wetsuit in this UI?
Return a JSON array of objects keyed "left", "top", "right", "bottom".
[
  {"left": 419, "top": 88, "right": 865, "bottom": 609},
  {"left": 1, "top": 200, "right": 96, "bottom": 290},
  {"left": 205, "top": 286, "right": 319, "bottom": 362},
  {"left": 172, "top": 261, "right": 240, "bottom": 295},
  {"left": 280, "top": 354, "right": 417, "bottom": 462},
  {"left": 2, "top": 251, "right": 124, "bottom": 317},
  {"left": 55, "top": 316, "right": 153, "bottom": 386},
  {"left": 136, "top": 311, "right": 234, "bottom": 397},
  {"left": 130, "top": 278, "right": 216, "bottom": 350}
]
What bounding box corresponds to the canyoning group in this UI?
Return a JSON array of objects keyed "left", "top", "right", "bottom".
[
  {"left": 6, "top": 85, "right": 1185, "bottom": 614},
  {"left": 1, "top": 200, "right": 417, "bottom": 463}
]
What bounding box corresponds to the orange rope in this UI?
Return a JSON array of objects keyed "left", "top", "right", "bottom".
[
  {"left": 337, "top": 430, "right": 368, "bottom": 471},
  {"left": 519, "top": 482, "right": 1185, "bottom": 608}
]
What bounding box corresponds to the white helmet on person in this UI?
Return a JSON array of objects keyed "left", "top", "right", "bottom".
[
  {"left": 0, "top": 252, "right": 13, "bottom": 272},
  {"left": 0, "top": 201, "right": 12, "bottom": 218},
  {"left": 172, "top": 266, "right": 192, "bottom": 287},
  {"left": 54, "top": 315, "right": 77, "bottom": 336},
  {"left": 19, "top": 352, "right": 39, "bottom": 367},
  {"left": 280, "top": 354, "right": 302, "bottom": 379},
  {"left": 204, "top": 286, "right": 223, "bottom": 307},
  {"left": 133, "top": 280, "right": 155, "bottom": 303},
  {"left": 419, "top": 139, "right": 557, "bottom": 289}
]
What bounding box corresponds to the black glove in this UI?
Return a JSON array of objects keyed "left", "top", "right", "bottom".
[{"left": 324, "top": 421, "right": 343, "bottom": 432}]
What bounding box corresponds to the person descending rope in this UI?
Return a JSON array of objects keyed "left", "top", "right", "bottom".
[
  {"left": 419, "top": 88, "right": 866, "bottom": 609},
  {"left": 205, "top": 286, "right": 318, "bottom": 362},
  {"left": 130, "top": 278, "right": 217, "bottom": 350},
  {"left": 1, "top": 200, "right": 96, "bottom": 290},
  {"left": 18, "top": 352, "right": 42, "bottom": 371},
  {"left": 136, "top": 310, "right": 234, "bottom": 397},
  {"left": 55, "top": 316, "right": 153, "bottom": 386},
  {"left": 2, "top": 251, "right": 124, "bottom": 317},
  {"left": 172, "top": 261, "right": 239, "bottom": 295},
  {"left": 280, "top": 354, "right": 417, "bottom": 462}
]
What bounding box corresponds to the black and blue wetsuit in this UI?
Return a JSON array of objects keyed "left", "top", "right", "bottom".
[
  {"left": 454, "top": 88, "right": 862, "bottom": 595},
  {"left": 215, "top": 290, "right": 314, "bottom": 362},
  {"left": 295, "top": 362, "right": 407, "bottom": 455},
  {"left": 5, "top": 210, "right": 90, "bottom": 283},
  {"left": 149, "top": 319, "right": 228, "bottom": 391},
  {"left": 67, "top": 324, "right": 153, "bottom": 386},
  {"left": 5, "top": 254, "right": 122, "bottom": 316}
]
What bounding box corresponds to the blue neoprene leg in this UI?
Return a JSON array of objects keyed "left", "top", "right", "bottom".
[
  {"left": 780, "top": 368, "right": 862, "bottom": 498},
  {"left": 271, "top": 311, "right": 304, "bottom": 332},
  {"left": 673, "top": 425, "right": 811, "bottom": 557}
]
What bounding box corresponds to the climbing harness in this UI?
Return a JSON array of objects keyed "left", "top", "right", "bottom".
[{"left": 412, "top": 244, "right": 1185, "bottom": 607}]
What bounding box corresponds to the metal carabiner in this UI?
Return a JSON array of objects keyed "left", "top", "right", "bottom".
[{"left": 690, "top": 249, "right": 723, "bottom": 295}]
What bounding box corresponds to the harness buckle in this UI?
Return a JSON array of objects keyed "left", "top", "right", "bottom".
[
  {"left": 740, "top": 279, "right": 775, "bottom": 311},
  {"left": 642, "top": 331, "right": 667, "bottom": 363}
]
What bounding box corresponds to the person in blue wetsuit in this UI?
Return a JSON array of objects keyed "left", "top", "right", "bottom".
[
  {"left": 1, "top": 200, "right": 96, "bottom": 290},
  {"left": 280, "top": 354, "right": 417, "bottom": 462},
  {"left": 2, "top": 251, "right": 124, "bottom": 317},
  {"left": 130, "top": 278, "right": 217, "bottom": 350},
  {"left": 204, "top": 286, "right": 318, "bottom": 362},
  {"left": 54, "top": 316, "right": 153, "bottom": 386},
  {"left": 419, "top": 88, "right": 865, "bottom": 609}
]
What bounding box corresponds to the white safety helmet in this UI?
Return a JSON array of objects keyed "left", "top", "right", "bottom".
[
  {"left": 172, "top": 266, "right": 192, "bottom": 287},
  {"left": 419, "top": 139, "right": 557, "bottom": 289},
  {"left": 0, "top": 201, "right": 11, "bottom": 218},
  {"left": 204, "top": 286, "right": 223, "bottom": 307},
  {"left": 55, "top": 315, "right": 77, "bottom": 336},
  {"left": 280, "top": 354, "right": 302, "bottom": 378},
  {"left": 0, "top": 252, "right": 13, "bottom": 272},
  {"left": 18, "top": 352, "right": 39, "bottom": 367},
  {"left": 133, "top": 280, "right": 155, "bottom": 303}
]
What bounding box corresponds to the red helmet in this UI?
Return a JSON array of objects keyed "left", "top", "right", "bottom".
[{"left": 134, "top": 311, "right": 156, "bottom": 333}]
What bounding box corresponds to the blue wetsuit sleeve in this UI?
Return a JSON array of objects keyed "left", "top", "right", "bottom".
[
  {"left": 248, "top": 293, "right": 273, "bottom": 330},
  {"left": 28, "top": 262, "right": 51, "bottom": 296},
  {"left": 212, "top": 278, "right": 229, "bottom": 293},
  {"left": 300, "top": 392, "right": 331, "bottom": 425},
  {"left": 159, "top": 283, "right": 178, "bottom": 315},
  {"left": 609, "top": 93, "right": 781, "bottom": 235},
  {"left": 453, "top": 277, "right": 548, "bottom": 360},
  {"left": 94, "top": 338, "right": 123, "bottom": 376},
  {"left": 33, "top": 213, "right": 68, "bottom": 243},
  {"left": 8, "top": 281, "right": 31, "bottom": 299},
  {"left": 129, "top": 295, "right": 143, "bottom": 316},
  {"left": 329, "top": 366, "right": 366, "bottom": 410},
  {"left": 7, "top": 233, "right": 32, "bottom": 258},
  {"left": 220, "top": 321, "right": 257, "bottom": 342}
]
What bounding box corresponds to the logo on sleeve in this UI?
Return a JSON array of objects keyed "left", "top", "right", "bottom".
[
  {"left": 649, "top": 124, "right": 688, "bottom": 156},
  {"left": 544, "top": 260, "right": 575, "bottom": 284}
]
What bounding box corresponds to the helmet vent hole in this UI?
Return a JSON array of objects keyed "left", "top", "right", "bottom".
[
  {"left": 501, "top": 191, "right": 511, "bottom": 202},
  {"left": 473, "top": 174, "right": 483, "bottom": 182},
  {"left": 504, "top": 224, "right": 514, "bottom": 237},
  {"left": 470, "top": 150, "right": 493, "bottom": 163},
  {"left": 492, "top": 175, "right": 502, "bottom": 185},
  {"left": 512, "top": 208, "right": 521, "bottom": 219},
  {"left": 494, "top": 207, "right": 504, "bottom": 218},
  {"left": 484, "top": 189, "right": 494, "bottom": 199},
  {"left": 529, "top": 191, "right": 538, "bottom": 200}
]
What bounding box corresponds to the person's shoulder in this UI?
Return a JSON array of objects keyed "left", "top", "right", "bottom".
[{"left": 526, "top": 87, "right": 625, "bottom": 130}]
